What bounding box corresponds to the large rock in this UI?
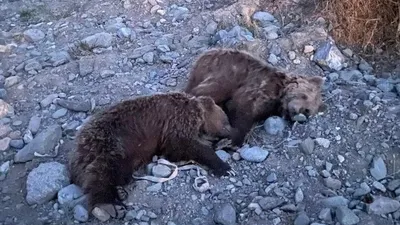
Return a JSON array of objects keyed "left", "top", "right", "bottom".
[
  {"left": 81, "top": 32, "right": 113, "bottom": 49},
  {"left": 370, "top": 156, "right": 387, "bottom": 180},
  {"left": 213, "top": 203, "right": 236, "bottom": 225},
  {"left": 14, "top": 125, "right": 62, "bottom": 163},
  {"left": 26, "top": 162, "right": 70, "bottom": 205},
  {"left": 369, "top": 196, "right": 400, "bottom": 215},
  {"left": 313, "top": 40, "right": 346, "bottom": 71},
  {"left": 23, "top": 29, "right": 45, "bottom": 42},
  {"left": 335, "top": 206, "right": 360, "bottom": 225}
]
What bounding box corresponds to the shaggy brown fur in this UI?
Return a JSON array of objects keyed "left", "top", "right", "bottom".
[
  {"left": 68, "top": 92, "right": 233, "bottom": 216},
  {"left": 184, "top": 48, "right": 325, "bottom": 147}
]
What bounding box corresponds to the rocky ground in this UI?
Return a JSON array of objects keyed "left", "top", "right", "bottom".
[{"left": 1, "top": 0, "right": 400, "bottom": 224}]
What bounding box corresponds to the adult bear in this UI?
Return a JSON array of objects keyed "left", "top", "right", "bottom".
[
  {"left": 68, "top": 92, "right": 234, "bottom": 220},
  {"left": 184, "top": 48, "right": 325, "bottom": 147}
]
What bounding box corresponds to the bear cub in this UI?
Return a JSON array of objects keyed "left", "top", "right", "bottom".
[
  {"left": 68, "top": 92, "right": 234, "bottom": 219},
  {"left": 184, "top": 48, "right": 325, "bottom": 147}
]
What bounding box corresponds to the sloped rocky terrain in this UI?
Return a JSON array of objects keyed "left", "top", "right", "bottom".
[{"left": 0, "top": 0, "right": 400, "bottom": 224}]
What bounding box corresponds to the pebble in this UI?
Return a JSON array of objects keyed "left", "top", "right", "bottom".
[
  {"left": 73, "top": 205, "right": 89, "bottom": 222},
  {"left": 315, "top": 138, "right": 330, "bottom": 148},
  {"left": 370, "top": 156, "right": 387, "bottom": 180},
  {"left": 26, "top": 162, "right": 70, "bottom": 205},
  {"left": 388, "top": 179, "right": 400, "bottom": 191},
  {"left": 239, "top": 146, "right": 269, "bottom": 163},
  {"left": 376, "top": 79, "right": 394, "bottom": 93},
  {"left": 213, "top": 203, "right": 236, "bottom": 225},
  {"left": 52, "top": 108, "right": 68, "bottom": 119},
  {"left": 319, "top": 196, "right": 349, "bottom": 208},
  {"left": 300, "top": 137, "right": 314, "bottom": 154},
  {"left": 353, "top": 182, "right": 371, "bottom": 197},
  {"left": 268, "top": 54, "right": 278, "bottom": 65},
  {"left": 372, "top": 181, "right": 386, "bottom": 192},
  {"left": 79, "top": 57, "right": 95, "bottom": 77},
  {"left": 48, "top": 51, "right": 70, "bottom": 67},
  {"left": 318, "top": 208, "right": 332, "bottom": 222},
  {"left": 323, "top": 177, "right": 342, "bottom": 190},
  {"left": 5, "top": 76, "right": 21, "bottom": 88},
  {"left": 152, "top": 165, "right": 172, "bottom": 178},
  {"left": 339, "top": 70, "right": 363, "bottom": 82},
  {"left": 56, "top": 99, "right": 91, "bottom": 112},
  {"left": 252, "top": 11, "right": 276, "bottom": 27},
  {"left": 264, "top": 116, "right": 285, "bottom": 135},
  {"left": 294, "top": 212, "right": 310, "bottom": 225},
  {"left": 335, "top": 206, "right": 360, "bottom": 225},
  {"left": 0, "top": 137, "right": 11, "bottom": 151},
  {"left": 40, "top": 94, "right": 59, "bottom": 108},
  {"left": 295, "top": 188, "right": 304, "bottom": 203},
  {"left": 81, "top": 32, "right": 113, "bottom": 48},
  {"left": 58, "top": 184, "right": 84, "bottom": 205},
  {"left": 0, "top": 161, "right": 10, "bottom": 181},
  {"left": 292, "top": 113, "right": 307, "bottom": 122},
  {"left": 23, "top": 29, "right": 45, "bottom": 42},
  {"left": 303, "top": 45, "right": 314, "bottom": 53},
  {"left": 369, "top": 196, "right": 400, "bottom": 215},
  {"left": 258, "top": 197, "right": 285, "bottom": 210},
  {"left": 266, "top": 172, "right": 277, "bottom": 183},
  {"left": 0, "top": 100, "right": 14, "bottom": 119},
  {"left": 92, "top": 207, "right": 111, "bottom": 222},
  {"left": 216, "top": 150, "right": 231, "bottom": 162},
  {"left": 146, "top": 183, "right": 162, "bottom": 192}
]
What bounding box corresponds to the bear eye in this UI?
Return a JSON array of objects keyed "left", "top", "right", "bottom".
[{"left": 304, "top": 109, "right": 310, "bottom": 115}]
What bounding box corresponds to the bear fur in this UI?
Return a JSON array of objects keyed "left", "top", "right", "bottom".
[
  {"left": 68, "top": 92, "right": 233, "bottom": 216},
  {"left": 184, "top": 48, "right": 325, "bottom": 147}
]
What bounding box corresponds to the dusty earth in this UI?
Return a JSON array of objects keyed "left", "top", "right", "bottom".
[{"left": 1, "top": 0, "right": 400, "bottom": 224}]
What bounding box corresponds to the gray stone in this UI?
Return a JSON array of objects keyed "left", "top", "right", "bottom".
[
  {"left": 335, "top": 206, "right": 360, "bottom": 225},
  {"left": 252, "top": 11, "right": 276, "bottom": 27},
  {"left": 0, "top": 161, "right": 10, "bottom": 181},
  {"left": 57, "top": 99, "right": 91, "bottom": 112},
  {"left": 268, "top": 54, "right": 278, "bottom": 65},
  {"left": 14, "top": 125, "right": 62, "bottom": 163},
  {"left": 300, "top": 137, "right": 314, "bottom": 155},
  {"left": 328, "top": 72, "right": 339, "bottom": 81},
  {"left": 48, "top": 51, "right": 70, "bottom": 67},
  {"left": 213, "top": 26, "right": 254, "bottom": 47},
  {"left": 23, "top": 29, "right": 45, "bottom": 42},
  {"left": 79, "top": 57, "right": 95, "bottom": 77},
  {"left": 358, "top": 59, "right": 373, "bottom": 73},
  {"left": 0, "top": 137, "right": 11, "bottom": 151},
  {"left": 26, "top": 162, "right": 70, "bottom": 205},
  {"left": 129, "top": 45, "right": 155, "bottom": 59},
  {"left": 28, "top": 115, "right": 41, "bottom": 134},
  {"left": 146, "top": 183, "right": 162, "bottom": 192},
  {"left": 258, "top": 197, "right": 285, "bottom": 210},
  {"left": 186, "top": 36, "right": 210, "bottom": 49},
  {"left": 58, "top": 184, "right": 84, "bottom": 205},
  {"left": 319, "top": 196, "right": 349, "bottom": 208},
  {"left": 372, "top": 181, "right": 386, "bottom": 192},
  {"left": 353, "top": 182, "right": 371, "bottom": 197},
  {"left": 117, "top": 27, "right": 132, "bottom": 38},
  {"left": 157, "top": 45, "right": 170, "bottom": 53},
  {"left": 105, "top": 22, "right": 126, "bottom": 33},
  {"left": 294, "top": 212, "right": 310, "bottom": 225},
  {"left": 339, "top": 70, "right": 363, "bottom": 82},
  {"left": 92, "top": 207, "right": 111, "bottom": 222},
  {"left": 295, "top": 188, "right": 304, "bottom": 203},
  {"left": 369, "top": 196, "right": 400, "bottom": 215},
  {"left": 266, "top": 172, "right": 277, "bottom": 183},
  {"left": 0, "top": 89, "right": 7, "bottom": 99},
  {"left": 206, "top": 21, "right": 218, "bottom": 35},
  {"left": 313, "top": 40, "right": 346, "bottom": 71},
  {"left": 264, "top": 116, "right": 285, "bottom": 135},
  {"left": 100, "top": 70, "right": 115, "bottom": 78},
  {"left": 213, "top": 203, "right": 236, "bottom": 225},
  {"left": 240, "top": 146, "right": 269, "bottom": 163},
  {"left": 143, "top": 52, "right": 154, "bottom": 64},
  {"left": 73, "top": 204, "right": 89, "bottom": 222},
  {"left": 318, "top": 208, "right": 332, "bottom": 222},
  {"left": 376, "top": 79, "right": 394, "bottom": 93},
  {"left": 10, "top": 139, "right": 24, "bottom": 149},
  {"left": 388, "top": 179, "right": 400, "bottom": 191},
  {"left": 323, "top": 177, "right": 342, "bottom": 190},
  {"left": 81, "top": 32, "right": 113, "bottom": 48},
  {"left": 152, "top": 165, "right": 171, "bottom": 178},
  {"left": 170, "top": 6, "right": 189, "bottom": 22},
  {"left": 24, "top": 59, "right": 42, "bottom": 71},
  {"left": 216, "top": 150, "right": 231, "bottom": 162},
  {"left": 364, "top": 75, "right": 377, "bottom": 86},
  {"left": 52, "top": 108, "right": 68, "bottom": 119},
  {"left": 370, "top": 156, "right": 387, "bottom": 180},
  {"left": 40, "top": 94, "right": 58, "bottom": 108},
  {"left": 292, "top": 113, "right": 307, "bottom": 122},
  {"left": 5, "top": 76, "right": 21, "bottom": 88}
]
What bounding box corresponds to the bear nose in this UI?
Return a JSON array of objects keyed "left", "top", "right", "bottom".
[{"left": 288, "top": 102, "right": 301, "bottom": 115}]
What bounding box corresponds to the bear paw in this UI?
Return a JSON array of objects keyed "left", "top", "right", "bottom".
[{"left": 212, "top": 162, "right": 234, "bottom": 177}]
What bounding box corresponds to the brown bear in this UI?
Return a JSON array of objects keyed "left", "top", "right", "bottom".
[
  {"left": 68, "top": 92, "right": 234, "bottom": 220},
  {"left": 184, "top": 48, "right": 325, "bottom": 147}
]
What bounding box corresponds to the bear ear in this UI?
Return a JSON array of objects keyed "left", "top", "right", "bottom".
[
  {"left": 307, "top": 76, "right": 325, "bottom": 88},
  {"left": 198, "top": 96, "right": 215, "bottom": 111}
]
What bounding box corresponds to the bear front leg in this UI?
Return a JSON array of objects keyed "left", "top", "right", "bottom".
[
  {"left": 187, "top": 81, "right": 230, "bottom": 104},
  {"left": 225, "top": 100, "right": 254, "bottom": 147}
]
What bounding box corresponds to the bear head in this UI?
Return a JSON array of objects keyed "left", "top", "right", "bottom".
[
  {"left": 281, "top": 75, "right": 325, "bottom": 120},
  {"left": 196, "top": 96, "right": 233, "bottom": 138}
]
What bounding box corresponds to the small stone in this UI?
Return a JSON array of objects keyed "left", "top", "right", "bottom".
[
  {"left": 117, "top": 27, "right": 132, "bottom": 38},
  {"left": 216, "top": 150, "right": 231, "bottom": 162},
  {"left": 342, "top": 49, "right": 353, "bottom": 57},
  {"left": 320, "top": 170, "right": 331, "bottom": 178},
  {"left": 48, "top": 51, "right": 70, "bottom": 67},
  {"left": 338, "top": 155, "right": 345, "bottom": 163},
  {"left": 319, "top": 196, "right": 349, "bottom": 208},
  {"left": 252, "top": 11, "right": 276, "bottom": 27},
  {"left": 288, "top": 51, "right": 296, "bottom": 60},
  {"left": 335, "top": 206, "right": 360, "bottom": 225},
  {"left": 146, "top": 183, "right": 162, "bottom": 192},
  {"left": 81, "top": 32, "right": 113, "bottom": 48},
  {"left": 10, "top": 139, "right": 24, "bottom": 149},
  {"left": 376, "top": 79, "right": 394, "bottom": 93},
  {"left": 125, "top": 210, "right": 137, "bottom": 220},
  {"left": 92, "top": 207, "right": 111, "bottom": 222},
  {"left": 205, "top": 21, "right": 218, "bottom": 35},
  {"left": 143, "top": 52, "right": 154, "bottom": 64},
  {"left": 157, "top": 45, "right": 170, "bottom": 53},
  {"left": 266, "top": 173, "right": 277, "bottom": 183},
  {"left": 370, "top": 156, "right": 387, "bottom": 180},
  {"left": 328, "top": 72, "right": 339, "bottom": 81},
  {"left": 0, "top": 161, "right": 10, "bottom": 181},
  {"left": 239, "top": 146, "right": 269, "bottom": 163},
  {"left": 57, "top": 99, "right": 91, "bottom": 112},
  {"left": 268, "top": 54, "right": 278, "bottom": 65},
  {"left": 292, "top": 113, "right": 307, "bottom": 122},
  {"left": 300, "top": 137, "right": 314, "bottom": 155},
  {"left": 295, "top": 188, "right": 304, "bottom": 203},
  {"left": 264, "top": 116, "right": 285, "bottom": 135},
  {"left": 152, "top": 165, "right": 172, "bottom": 178},
  {"left": 232, "top": 153, "right": 240, "bottom": 161},
  {"left": 258, "top": 197, "right": 285, "bottom": 210},
  {"left": 74, "top": 205, "right": 89, "bottom": 222},
  {"left": 40, "top": 94, "right": 59, "bottom": 108},
  {"left": 129, "top": 45, "right": 155, "bottom": 59},
  {"left": 100, "top": 70, "right": 115, "bottom": 79},
  {"left": 388, "top": 179, "right": 400, "bottom": 191},
  {"left": 339, "top": 70, "right": 363, "bottom": 82},
  {"left": 369, "top": 196, "right": 400, "bottom": 215},
  {"left": 315, "top": 138, "right": 330, "bottom": 148},
  {"left": 349, "top": 113, "right": 358, "bottom": 120},
  {"left": 353, "top": 182, "right": 371, "bottom": 197},
  {"left": 79, "top": 57, "right": 95, "bottom": 77},
  {"left": 24, "top": 59, "right": 42, "bottom": 71},
  {"left": 372, "top": 181, "right": 386, "bottom": 192},
  {"left": 294, "top": 212, "right": 310, "bottom": 225},
  {"left": 324, "top": 177, "right": 342, "bottom": 190},
  {"left": 0, "top": 137, "right": 11, "bottom": 151},
  {"left": 52, "top": 108, "right": 68, "bottom": 119},
  {"left": 318, "top": 208, "right": 332, "bottom": 222},
  {"left": 5, "top": 76, "right": 21, "bottom": 88},
  {"left": 213, "top": 203, "right": 236, "bottom": 225},
  {"left": 23, "top": 29, "right": 45, "bottom": 42},
  {"left": 304, "top": 45, "right": 314, "bottom": 53},
  {"left": 58, "top": 184, "right": 84, "bottom": 205},
  {"left": 26, "top": 162, "right": 70, "bottom": 205}
]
